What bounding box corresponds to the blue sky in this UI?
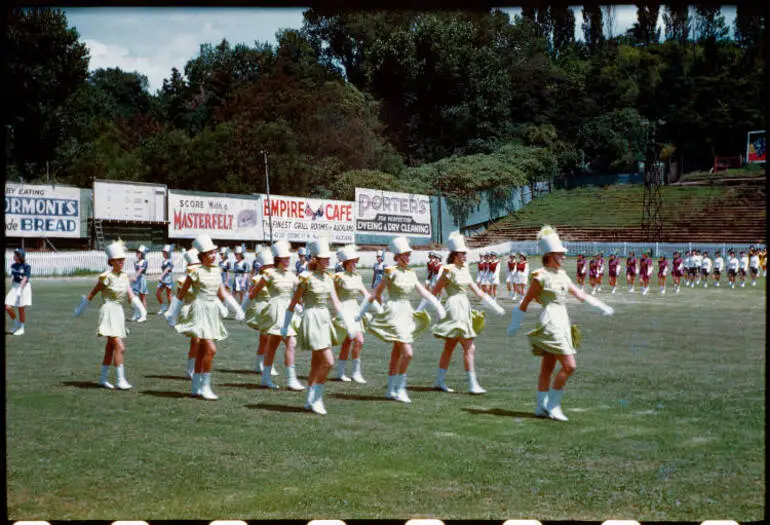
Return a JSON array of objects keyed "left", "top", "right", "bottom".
[{"left": 63, "top": 6, "right": 737, "bottom": 94}]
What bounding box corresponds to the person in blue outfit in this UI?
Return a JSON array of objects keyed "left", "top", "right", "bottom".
[
  {"left": 5, "top": 248, "right": 32, "bottom": 336},
  {"left": 131, "top": 245, "right": 149, "bottom": 322},
  {"left": 371, "top": 250, "right": 386, "bottom": 289},
  {"left": 155, "top": 244, "right": 174, "bottom": 315}
]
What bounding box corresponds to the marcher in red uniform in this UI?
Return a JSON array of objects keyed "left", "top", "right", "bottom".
[
  {"left": 588, "top": 255, "right": 599, "bottom": 295},
  {"left": 608, "top": 254, "right": 620, "bottom": 294},
  {"left": 657, "top": 255, "right": 669, "bottom": 294},
  {"left": 672, "top": 251, "right": 684, "bottom": 294},
  {"left": 575, "top": 254, "right": 587, "bottom": 290},
  {"left": 639, "top": 253, "right": 651, "bottom": 295},
  {"left": 625, "top": 252, "right": 638, "bottom": 293}
]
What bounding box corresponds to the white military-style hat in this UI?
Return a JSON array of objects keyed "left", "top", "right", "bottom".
[
  {"left": 105, "top": 239, "right": 127, "bottom": 260},
  {"left": 376, "top": 250, "right": 385, "bottom": 258},
  {"left": 256, "top": 247, "right": 274, "bottom": 266},
  {"left": 184, "top": 248, "right": 200, "bottom": 266},
  {"left": 537, "top": 225, "right": 567, "bottom": 254},
  {"left": 309, "top": 237, "right": 332, "bottom": 258},
  {"left": 136, "top": 244, "right": 148, "bottom": 255},
  {"left": 234, "top": 245, "right": 243, "bottom": 255},
  {"left": 447, "top": 231, "right": 468, "bottom": 253},
  {"left": 193, "top": 234, "right": 218, "bottom": 254},
  {"left": 219, "top": 246, "right": 228, "bottom": 255},
  {"left": 389, "top": 236, "right": 412, "bottom": 255},
  {"left": 337, "top": 244, "right": 360, "bottom": 262},
  {"left": 271, "top": 240, "right": 292, "bottom": 258},
  {"left": 162, "top": 244, "right": 172, "bottom": 253},
  {"left": 297, "top": 247, "right": 307, "bottom": 256}
]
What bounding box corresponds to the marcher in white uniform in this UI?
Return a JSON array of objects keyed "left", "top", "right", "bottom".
[
  {"left": 726, "top": 251, "right": 739, "bottom": 288},
  {"left": 505, "top": 253, "right": 517, "bottom": 299},
  {"left": 74, "top": 240, "right": 147, "bottom": 390},
  {"left": 243, "top": 248, "right": 278, "bottom": 376},
  {"left": 712, "top": 252, "right": 725, "bottom": 287},
  {"left": 249, "top": 241, "right": 304, "bottom": 390},
  {"left": 739, "top": 251, "right": 749, "bottom": 287},
  {"left": 165, "top": 248, "right": 202, "bottom": 378},
  {"left": 507, "top": 226, "right": 614, "bottom": 422},
  {"left": 284, "top": 237, "right": 355, "bottom": 415},
  {"left": 691, "top": 250, "right": 703, "bottom": 286},
  {"left": 431, "top": 232, "right": 505, "bottom": 394},
  {"left": 166, "top": 234, "right": 245, "bottom": 400},
  {"left": 5, "top": 248, "right": 32, "bottom": 335},
  {"left": 357, "top": 236, "right": 446, "bottom": 403},
  {"left": 333, "top": 245, "right": 379, "bottom": 384},
  {"left": 749, "top": 249, "right": 760, "bottom": 286}
]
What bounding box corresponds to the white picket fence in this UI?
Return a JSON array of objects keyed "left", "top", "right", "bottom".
[{"left": 5, "top": 240, "right": 764, "bottom": 277}]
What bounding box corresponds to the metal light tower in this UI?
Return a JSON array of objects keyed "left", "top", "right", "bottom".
[
  {"left": 641, "top": 120, "right": 664, "bottom": 245},
  {"left": 261, "top": 150, "right": 273, "bottom": 243}
]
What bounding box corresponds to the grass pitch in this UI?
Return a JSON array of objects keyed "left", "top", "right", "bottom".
[{"left": 5, "top": 264, "right": 765, "bottom": 521}]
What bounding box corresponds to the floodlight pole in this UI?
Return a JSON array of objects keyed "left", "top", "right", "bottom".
[
  {"left": 641, "top": 120, "right": 664, "bottom": 246},
  {"left": 261, "top": 150, "right": 273, "bottom": 244}
]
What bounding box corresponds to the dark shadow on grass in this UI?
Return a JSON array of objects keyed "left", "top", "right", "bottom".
[
  {"left": 330, "top": 393, "right": 395, "bottom": 402},
  {"left": 145, "top": 374, "right": 189, "bottom": 381},
  {"left": 140, "top": 390, "right": 191, "bottom": 399},
  {"left": 462, "top": 407, "right": 541, "bottom": 419},
  {"left": 61, "top": 380, "right": 102, "bottom": 389},
  {"left": 217, "top": 368, "right": 258, "bottom": 375},
  {"left": 410, "top": 385, "right": 448, "bottom": 392},
  {"left": 244, "top": 403, "right": 309, "bottom": 413},
  {"left": 221, "top": 382, "right": 260, "bottom": 390}
]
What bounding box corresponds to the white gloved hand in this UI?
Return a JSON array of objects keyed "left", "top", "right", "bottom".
[
  {"left": 294, "top": 303, "right": 304, "bottom": 316},
  {"left": 166, "top": 296, "right": 183, "bottom": 326},
  {"left": 584, "top": 294, "right": 614, "bottom": 316},
  {"left": 507, "top": 308, "right": 525, "bottom": 336},
  {"left": 354, "top": 298, "right": 373, "bottom": 322},
  {"left": 280, "top": 309, "right": 294, "bottom": 337},
  {"left": 130, "top": 296, "right": 147, "bottom": 320},
  {"left": 74, "top": 295, "right": 91, "bottom": 317},
  {"left": 216, "top": 300, "right": 228, "bottom": 318},
  {"left": 424, "top": 294, "right": 446, "bottom": 319},
  {"left": 415, "top": 298, "right": 429, "bottom": 313},
  {"left": 481, "top": 293, "right": 505, "bottom": 316},
  {"left": 224, "top": 293, "right": 245, "bottom": 321}
]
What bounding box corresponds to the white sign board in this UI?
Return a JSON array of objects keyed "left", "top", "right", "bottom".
[
  {"left": 355, "top": 187, "right": 432, "bottom": 237},
  {"left": 168, "top": 191, "right": 263, "bottom": 241},
  {"left": 259, "top": 194, "right": 356, "bottom": 243},
  {"left": 5, "top": 183, "right": 82, "bottom": 238},
  {"left": 93, "top": 180, "right": 166, "bottom": 222}
]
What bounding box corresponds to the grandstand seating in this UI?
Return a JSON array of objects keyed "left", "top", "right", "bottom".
[{"left": 467, "top": 179, "right": 766, "bottom": 246}]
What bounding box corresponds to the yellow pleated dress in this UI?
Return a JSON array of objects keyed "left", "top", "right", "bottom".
[
  {"left": 96, "top": 270, "right": 130, "bottom": 338},
  {"left": 245, "top": 272, "right": 271, "bottom": 331},
  {"left": 257, "top": 268, "right": 302, "bottom": 336},
  {"left": 367, "top": 266, "right": 431, "bottom": 344},
  {"left": 174, "top": 265, "right": 228, "bottom": 341},
  {"left": 431, "top": 263, "right": 485, "bottom": 340},
  {"left": 526, "top": 267, "right": 576, "bottom": 356},
  {"left": 297, "top": 271, "right": 343, "bottom": 351}
]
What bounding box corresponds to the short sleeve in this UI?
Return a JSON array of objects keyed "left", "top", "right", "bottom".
[
  {"left": 24, "top": 264, "right": 32, "bottom": 277},
  {"left": 441, "top": 266, "right": 454, "bottom": 284},
  {"left": 530, "top": 269, "right": 546, "bottom": 287},
  {"left": 98, "top": 271, "right": 110, "bottom": 284},
  {"left": 188, "top": 267, "right": 201, "bottom": 283},
  {"left": 298, "top": 274, "right": 310, "bottom": 291}
]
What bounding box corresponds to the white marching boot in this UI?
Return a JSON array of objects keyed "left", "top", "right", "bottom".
[
  {"left": 310, "top": 384, "right": 327, "bottom": 415},
  {"left": 191, "top": 373, "right": 202, "bottom": 397},
  {"left": 535, "top": 390, "right": 549, "bottom": 417},
  {"left": 433, "top": 368, "right": 454, "bottom": 392},
  {"left": 395, "top": 374, "right": 411, "bottom": 403},
  {"left": 98, "top": 365, "right": 114, "bottom": 389},
  {"left": 350, "top": 358, "right": 367, "bottom": 384},
  {"left": 304, "top": 383, "right": 316, "bottom": 409},
  {"left": 467, "top": 370, "right": 486, "bottom": 395},
  {"left": 285, "top": 365, "right": 305, "bottom": 391},
  {"left": 336, "top": 359, "right": 351, "bottom": 382},
  {"left": 385, "top": 375, "right": 399, "bottom": 399},
  {"left": 199, "top": 373, "right": 218, "bottom": 400},
  {"left": 260, "top": 366, "right": 280, "bottom": 389},
  {"left": 115, "top": 364, "right": 132, "bottom": 390},
  {"left": 186, "top": 358, "right": 195, "bottom": 379},
  {"left": 546, "top": 388, "right": 568, "bottom": 422}
]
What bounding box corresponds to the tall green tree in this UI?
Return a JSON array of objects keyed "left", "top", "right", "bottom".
[
  {"left": 662, "top": 5, "right": 690, "bottom": 43},
  {"left": 628, "top": 2, "right": 661, "bottom": 45},
  {"left": 551, "top": 6, "right": 576, "bottom": 56},
  {"left": 581, "top": 6, "right": 604, "bottom": 52},
  {"left": 693, "top": 6, "right": 729, "bottom": 42},
  {"left": 5, "top": 7, "right": 89, "bottom": 180}
]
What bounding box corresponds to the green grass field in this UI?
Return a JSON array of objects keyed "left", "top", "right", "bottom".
[{"left": 5, "top": 264, "right": 766, "bottom": 521}]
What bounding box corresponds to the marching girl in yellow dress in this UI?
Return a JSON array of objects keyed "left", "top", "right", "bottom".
[
  {"left": 248, "top": 241, "right": 305, "bottom": 391},
  {"left": 430, "top": 232, "right": 505, "bottom": 394},
  {"left": 507, "top": 226, "right": 614, "bottom": 421},
  {"left": 356, "top": 236, "right": 447, "bottom": 403},
  {"left": 242, "top": 247, "right": 275, "bottom": 377},
  {"left": 166, "top": 234, "right": 245, "bottom": 400},
  {"left": 165, "top": 248, "right": 202, "bottom": 379},
  {"left": 74, "top": 239, "right": 147, "bottom": 390},
  {"left": 284, "top": 237, "right": 356, "bottom": 415},
  {"left": 333, "top": 244, "right": 381, "bottom": 384}
]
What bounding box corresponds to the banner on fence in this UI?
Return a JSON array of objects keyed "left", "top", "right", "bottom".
[
  {"left": 167, "top": 191, "right": 264, "bottom": 240},
  {"left": 746, "top": 130, "right": 766, "bottom": 163},
  {"left": 5, "top": 183, "right": 82, "bottom": 238},
  {"left": 93, "top": 180, "right": 167, "bottom": 222},
  {"left": 257, "top": 194, "right": 355, "bottom": 243},
  {"left": 355, "top": 188, "right": 432, "bottom": 238}
]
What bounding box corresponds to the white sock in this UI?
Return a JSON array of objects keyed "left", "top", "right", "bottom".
[
  {"left": 352, "top": 358, "right": 362, "bottom": 375},
  {"left": 387, "top": 374, "right": 396, "bottom": 394},
  {"left": 397, "top": 373, "right": 407, "bottom": 391},
  {"left": 187, "top": 358, "right": 195, "bottom": 375},
  {"left": 257, "top": 354, "right": 265, "bottom": 371},
  {"left": 338, "top": 359, "right": 348, "bottom": 376},
  {"left": 100, "top": 365, "right": 110, "bottom": 382},
  {"left": 536, "top": 390, "right": 548, "bottom": 409},
  {"left": 436, "top": 367, "right": 448, "bottom": 384},
  {"left": 116, "top": 364, "right": 126, "bottom": 382},
  {"left": 263, "top": 365, "right": 272, "bottom": 378},
  {"left": 286, "top": 365, "right": 297, "bottom": 380}
]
